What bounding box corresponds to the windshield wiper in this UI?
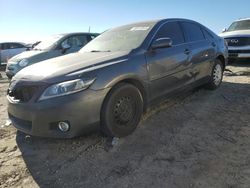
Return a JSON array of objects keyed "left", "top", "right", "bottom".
[{"left": 90, "top": 50, "right": 111, "bottom": 52}]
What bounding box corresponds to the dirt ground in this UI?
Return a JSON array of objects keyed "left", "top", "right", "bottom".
[{"left": 0, "top": 62, "right": 249, "bottom": 188}]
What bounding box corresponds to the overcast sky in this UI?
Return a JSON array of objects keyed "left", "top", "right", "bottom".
[{"left": 0, "top": 0, "right": 249, "bottom": 43}]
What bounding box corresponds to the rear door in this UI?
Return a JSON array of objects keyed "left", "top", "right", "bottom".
[
  {"left": 180, "top": 22, "right": 216, "bottom": 80},
  {"left": 145, "top": 21, "right": 193, "bottom": 100}
]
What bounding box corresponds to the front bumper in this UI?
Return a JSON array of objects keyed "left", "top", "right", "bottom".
[
  {"left": 7, "top": 88, "right": 110, "bottom": 138},
  {"left": 228, "top": 46, "right": 250, "bottom": 59}
]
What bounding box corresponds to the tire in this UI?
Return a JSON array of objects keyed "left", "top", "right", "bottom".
[
  {"left": 101, "top": 83, "right": 143, "bottom": 137},
  {"left": 206, "top": 59, "right": 223, "bottom": 90}
]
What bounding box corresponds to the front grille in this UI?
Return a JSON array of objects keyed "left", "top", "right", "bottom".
[
  {"left": 229, "top": 50, "right": 250, "bottom": 53},
  {"left": 225, "top": 37, "right": 250, "bottom": 46},
  {"left": 8, "top": 86, "right": 38, "bottom": 102}
]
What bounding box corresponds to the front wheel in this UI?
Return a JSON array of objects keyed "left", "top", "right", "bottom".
[
  {"left": 101, "top": 83, "right": 143, "bottom": 138},
  {"left": 206, "top": 59, "right": 223, "bottom": 90}
]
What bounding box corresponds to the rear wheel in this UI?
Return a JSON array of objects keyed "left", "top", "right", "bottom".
[
  {"left": 206, "top": 59, "right": 223, "bottom": 90},
  {"left": 101, "top": 83, "right": 143, "bottom": 137}
]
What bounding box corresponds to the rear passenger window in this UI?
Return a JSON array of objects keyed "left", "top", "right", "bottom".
[
  {"left": 154, "top": 22, "right": 185, "bottom": 45},
  {"left": 9, "top": 43, "right": 17, "bottom": 49},
  {"left": 2, "top": 43, "right": 10, "bottom": 50},
  {"left": 182, "top": 22, "right": 205, "bottom": 42},
  {"left": 202, "top": 29, "right": 214, "bottom": 40},
  {"left": 16, "top": 43, "right": 25, "bottom": 48},
  {"left": 9, "top": 43, "right": 25, "bottom": 49}
]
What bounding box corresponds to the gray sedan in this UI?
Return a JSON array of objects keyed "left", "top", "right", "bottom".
[{"left": 7, "top": 18, "right": 228, "bottom": 138}]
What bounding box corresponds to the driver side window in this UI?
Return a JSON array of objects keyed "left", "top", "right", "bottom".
[
  {"left": 61, "top": 35, "right": 88, "bottom": 48},
  {"left": 155, "top": 22, "right": 185, "bottom": 45}
]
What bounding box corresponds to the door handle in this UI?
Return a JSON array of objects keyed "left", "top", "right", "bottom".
[
  {"left": 184, "top": 49, "right": 190, "bottom": 55},
  {"left": 211, "top": 42, "right": 216, "bottom": 47}
]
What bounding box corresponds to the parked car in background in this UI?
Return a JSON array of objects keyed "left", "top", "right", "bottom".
[
  {"left": 0, "top": 42, "right": 27, "bottom": 66},
  {"left": 220, "top": 18, "right": 250, "bottom": 61},
  {"left": 26, "top": 41, "right": 41, "bottom": 50},
  {"left": 5, "top": 32, "right": 99, "bottom": 79},
  {"left": 7, "top": 18, "right": 227, "bottom": 138}
]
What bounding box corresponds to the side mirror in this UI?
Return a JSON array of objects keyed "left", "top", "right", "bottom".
[
  {"left": 222, "top": 28, "right": 227, "bottom": 33},
  {"left": 151, "top": 38, "right": 173, "bottom": 50}
]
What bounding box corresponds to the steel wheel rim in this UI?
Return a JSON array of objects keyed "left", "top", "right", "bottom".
[
  {"left": 213, "top": 64, "right": 222, "bottom": 86},
  {"left": 113, "top": 96, "right": 135, "bottom": 127}
]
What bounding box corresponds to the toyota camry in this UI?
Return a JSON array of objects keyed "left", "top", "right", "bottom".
[{"left": 7, "top": 18, "right": 228, "bottom": 138}]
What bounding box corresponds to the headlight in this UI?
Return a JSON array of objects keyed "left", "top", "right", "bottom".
[
  {"left": 19, "top": 59, "right": 29, "bottom": 67},
  {"left": 39, "top": 78, "right": 95, "bottom": 101}
]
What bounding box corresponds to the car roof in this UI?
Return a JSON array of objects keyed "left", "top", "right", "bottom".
[
  {"left": 236, "top": 18, "right": 250, "bottom": 21},
  {"left": 59, "top": 32, "right": 99, "bottom": 37},
  {"left": 158, "top": 18, "right": 204, "bottom": 24},
  {"left": 103, "top": 18, "right": 214, "bottom": 37},
  {"left": 0, "top": 42, "right": 26, "bottom": 44},
  {"left": 118, "top": 18, "right": 203, "bottom": 27}
]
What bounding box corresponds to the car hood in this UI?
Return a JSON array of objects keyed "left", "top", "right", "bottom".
[
  {"left": 14, "top": 51, "right": 129, "bottom": 82},
  {"left": 10, "top": 50, "right": 46, "bottom": 62},
  {"left": 219, "top": 30, "right": 250, "bottom": 38}
]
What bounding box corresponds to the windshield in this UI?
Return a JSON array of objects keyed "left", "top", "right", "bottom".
[
  {"left": 228, "top": 20, "right": 250, "bottom": 32},
  {"left": 34, "top": 34, "right": 64, "bottom": 50},
  {"left": 80, "top": 22, "right": 156, "bottom": 52}
]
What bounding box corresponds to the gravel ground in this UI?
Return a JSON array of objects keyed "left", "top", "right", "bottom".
[{"left": 0, "top": 62, "right": 250, "bottom": 188}]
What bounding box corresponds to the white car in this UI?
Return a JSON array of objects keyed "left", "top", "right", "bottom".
[
  {"left": 219, "top": 18, "right": 250, "bottom": 61},
  {"left": 0, "top": 42, "right": 27, "bottom": 65}
]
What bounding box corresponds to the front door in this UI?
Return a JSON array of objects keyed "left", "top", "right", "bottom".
[{"left": 145, "top": 21, "right": 193, "bottom": 100}]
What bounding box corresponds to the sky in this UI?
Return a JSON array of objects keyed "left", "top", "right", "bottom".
[{"left": 0, "top": 0, "right": 249, "bottom": 43}]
